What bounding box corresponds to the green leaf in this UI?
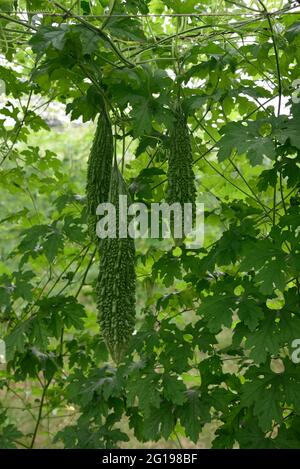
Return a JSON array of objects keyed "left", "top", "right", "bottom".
[
  {"left": 236, "top": 420, "right": 275, "bottom": 449},
  {"left": 127, "top": 373, "right": 161, "bottom": 415},
  {"left": 38, "top": 296, "right": 86, "bottom": 331},
  {"left": 240, "top": 239, "right": 286, "bottom": 294},
  {"left": 30, "top": 26, "right": 68, "bottom": 53},
  {"left": 5, "top": 321, "right": 31, "bottom": 361},
  {"left": 177, "top": 389, "right": 210, "bottom": 443},
  {"left": 162, "top": 374, "right": 187, "bottom": 405},
  {"left": 30, "top": 316, "right": 49, "bottom": 350},
  {"left": 0, "top": 422, "right": 23, "bottom": 449},
  {"left": 238, "top": 298, "right": 264, "bottom": 331},
  {"left": 152, "top": 252, "right": 182, "bottom": 287},
  {"left": 43, "top": 230, "right": 64, "bottom": 263},
  {"left": 12, "top": 270, "right": 35, "bottom": 302},
  {"left": 245, "top": 314, "right": 280, "bottom": 363},
  {"left": 217, "top": 121, "right": 275, "bottom": 165},
  {"left": 286, "top": 21, "right": 300, "bottom": 42},
  {"left": 143, "top": 401, "right": 175, "bottom": 440},
  {"left": 131, "top": 97, "right": 152, "bottom": 137},
  {"left": 164, "top": 0, "right": 199, "bottom": 14},
  {"left": 197, "top": 295, "right": 236, "bottom": 333},
  {"left": 241, "top": 370, "right": 282, "bottom": 431}
]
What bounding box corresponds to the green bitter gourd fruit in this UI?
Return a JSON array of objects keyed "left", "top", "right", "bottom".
[
  {"left": 167, "top": 105, "right": 196, "bottom": 244},
  {"left": 86, "top": 102, "right": 113, "bottom": 242},
  {"left": 97, "top": 163, "right": 136, "bottom": 363}
]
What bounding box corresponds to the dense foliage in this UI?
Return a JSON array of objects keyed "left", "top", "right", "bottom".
[
  {"left": 1, "top": 0, "right": 300, "bottom": 449},
  {"left": 97, "top": 163, "right": 136, "bottom": 364}
]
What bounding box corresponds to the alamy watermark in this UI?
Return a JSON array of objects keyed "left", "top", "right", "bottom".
[
  {"left": 0, "top": 79, "right": 5, "bottom": 95},
  {"left": 292, "top": 79, "right": 300, "bottom": 104},
  {"left": 96, "top": 197, "right": 204, "bottom": 249},
  {"left": 291, "top": 339, "right": 300, "bottom": 364},
  {"left": 0, "top": 340, "right": 6, "bottom": 364}
]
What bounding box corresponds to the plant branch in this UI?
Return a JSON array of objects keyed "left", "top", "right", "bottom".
[
  {"left": 29, "top": 378, "right": 52, "bottom": 449},
  {"left": 101, "top": 0, "right": 118, "bottom": 30}
]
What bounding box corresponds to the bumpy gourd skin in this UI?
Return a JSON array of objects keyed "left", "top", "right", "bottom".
[
  {"left": 86, "top": 104, "right": 113, "bottom": 242},
  {"left": 97, "top": 165, "right": 136, "bottom": 363},
  {"left": 167, "top": 106, "right": 196, "bottom": 242}
]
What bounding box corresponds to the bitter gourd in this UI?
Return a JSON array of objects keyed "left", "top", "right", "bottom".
[
  {"left": 97, "top": 163, "right": 136, "bottom": 363},
  {"left": 167, "top": 105, "right": 196, "bottom": 243},
  {"left": 86, "top": 101, "right": 113, "bottom": 241}
]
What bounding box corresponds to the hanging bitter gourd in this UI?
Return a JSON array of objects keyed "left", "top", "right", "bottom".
[
  {"left": 167, "top": 105, "right": 196, "bottom": 243},
  {"left": 86, "top": 101, "right": 113, "bottom": 241},
  {"left": 97, "top": 163, "right": 136, "bottom": 363}
]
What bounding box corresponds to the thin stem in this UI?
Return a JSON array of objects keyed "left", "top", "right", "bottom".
[
  {"left": 255, "top": 186, "right": 298, "bottom": 226},
  {"left": 0, "top": 13, "right": 37, "bottom": 31},
  {"left": 128, "top": 15, "right": 270, "bottom": 60},
  {"left": 14, "top": 440, "right": 30, "bottom": 449},
  {"left": 272, "top": 185, "right": 277, "bottom": 227},
  {"left": 189, "top": 121, "right": 271, "bottom": 215},
  {"left": 29, "top": 378, "right": 52, "bottom": 449},
  {"left": 5, "top": 385, "right": 35, "bottom": 419},
  {"left": 203, "top": 155, "right": 270, "bottom": 212},
  {"left": 279, "top": 173, "right": 287, "bottom": 215},
  {"left": 229, "top": 158, "right": 271, "bottom": 218},
  {"left": 174, "top": 431, "right": 183, "bottom": 449},
  {"left": 101, "top": 0, "right": 117, "bottom": 30},
  {"left": 75, "top": 247, "right": 97, "bottom": 298}
]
